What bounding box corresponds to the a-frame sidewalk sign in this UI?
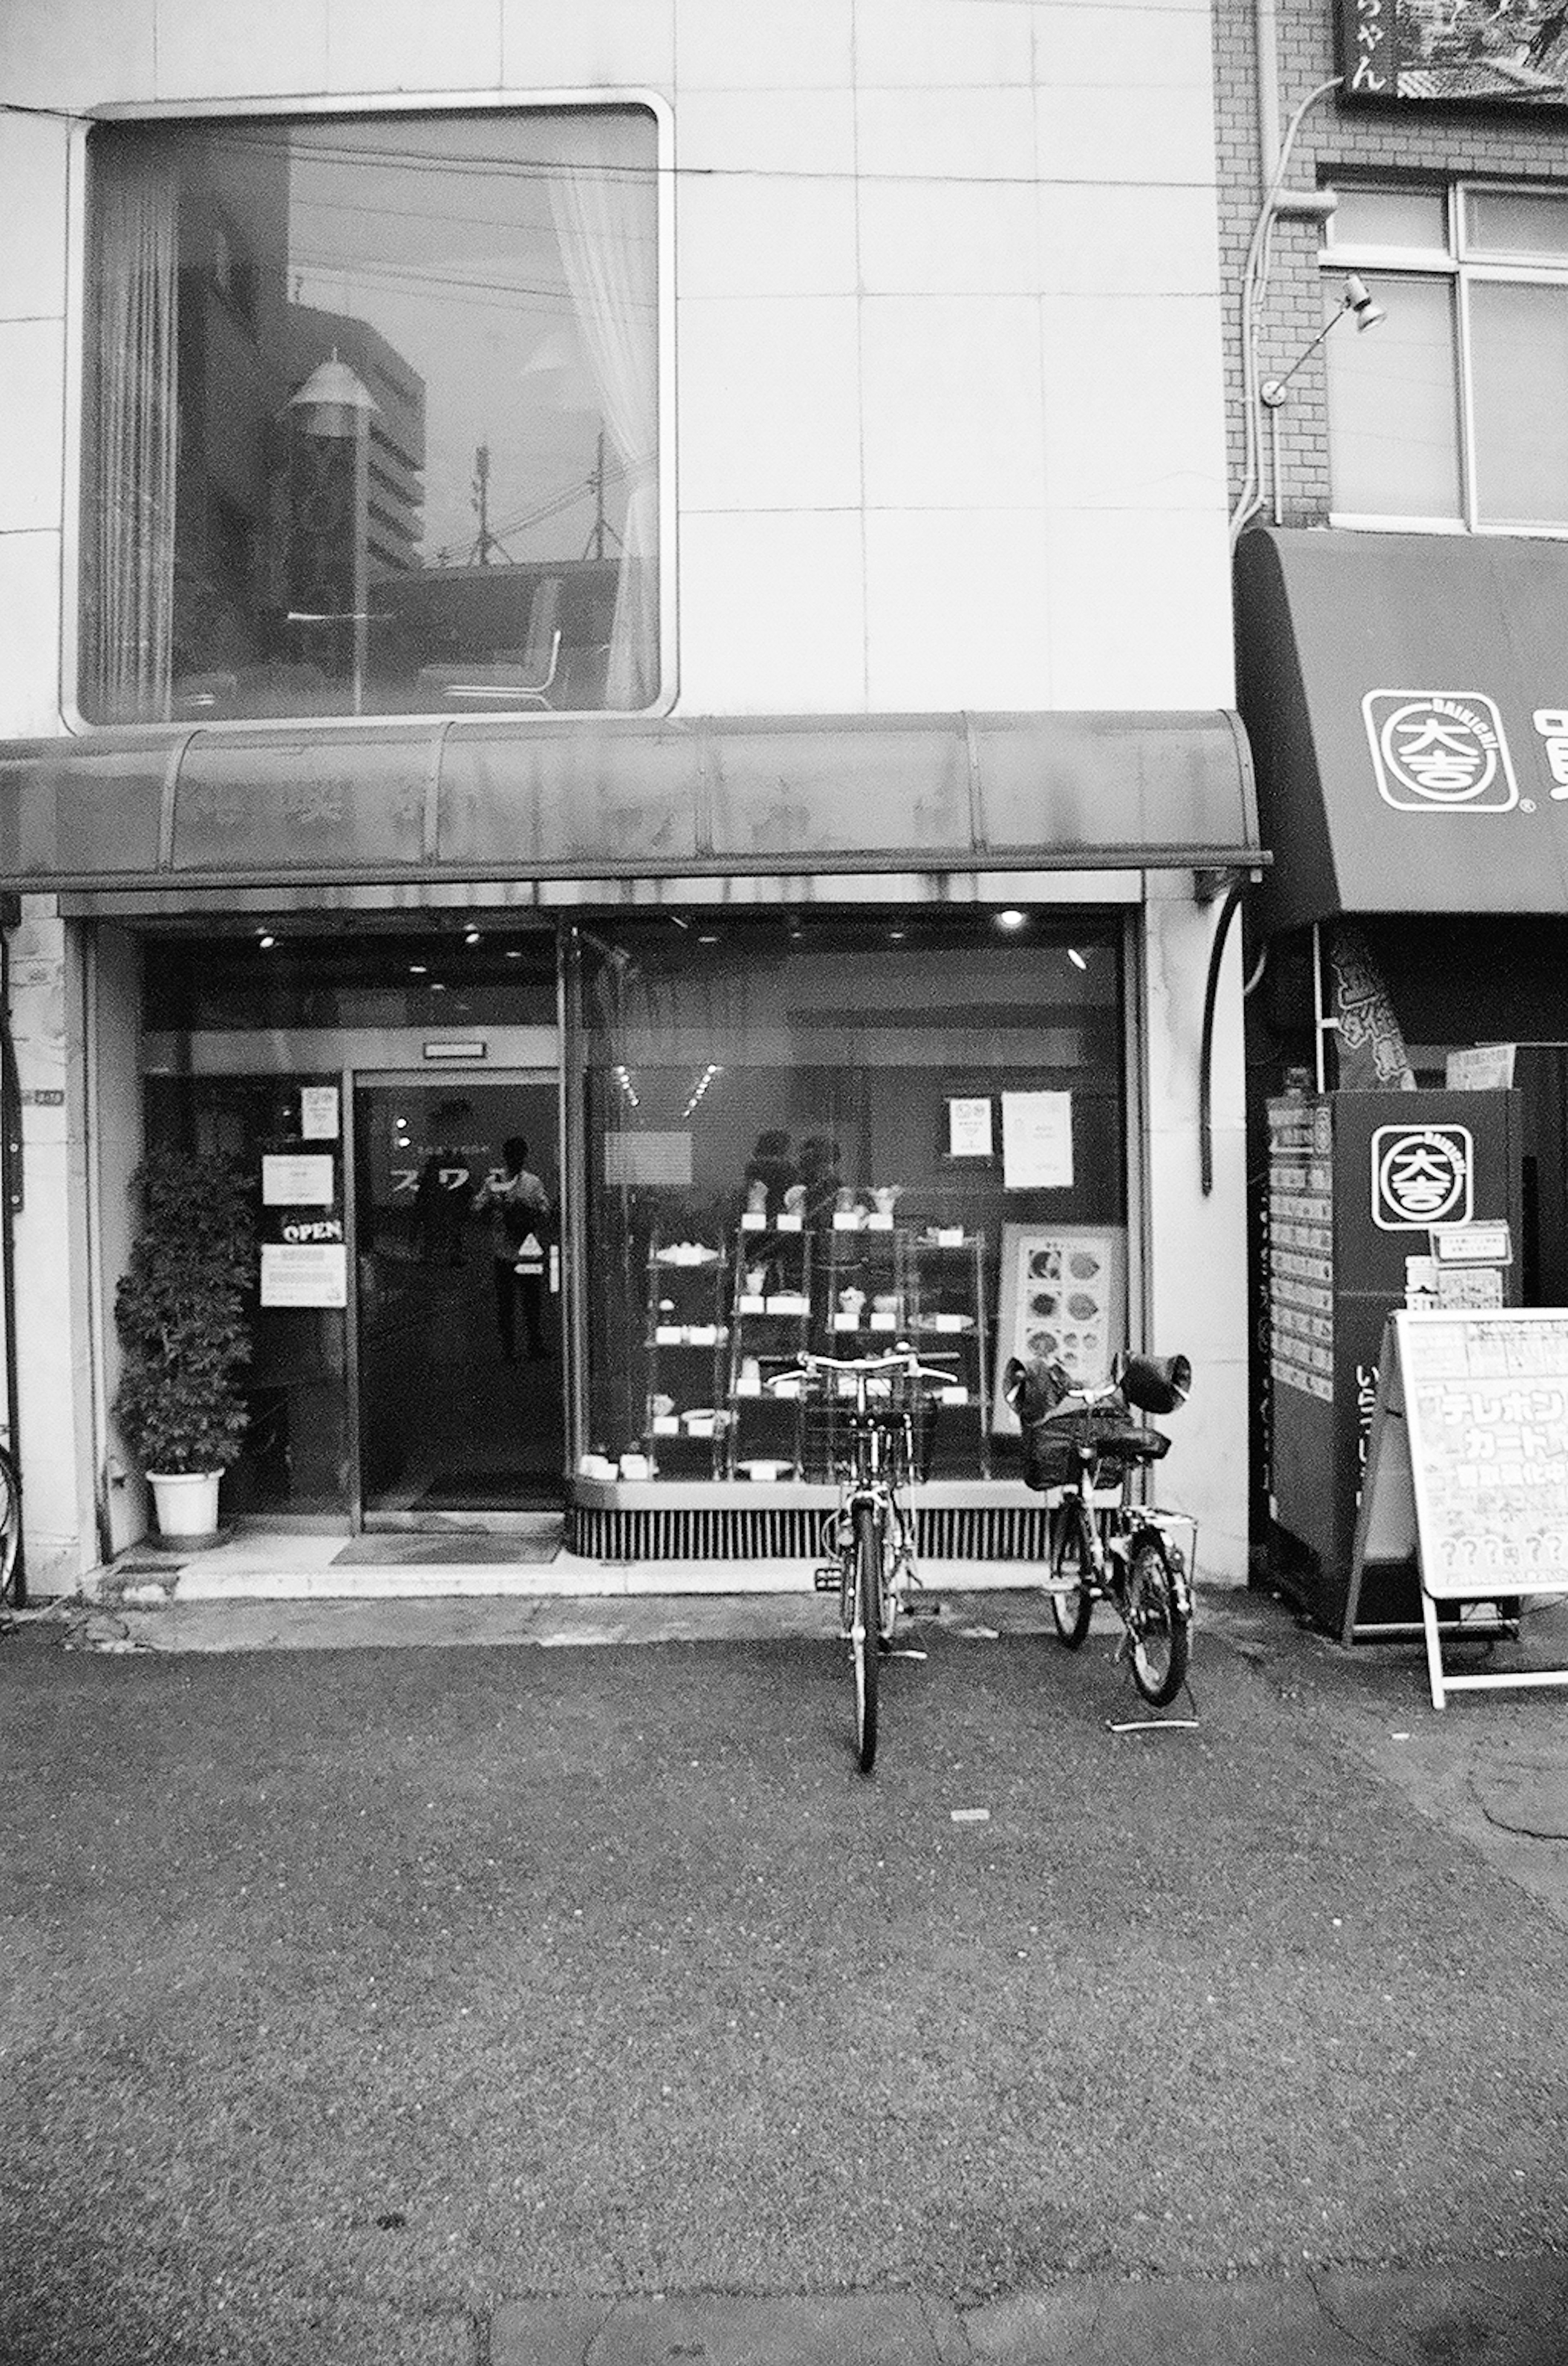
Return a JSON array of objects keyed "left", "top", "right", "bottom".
[{"left": 1350, "top": 1309, "right": 1568, "bottom": 1708}]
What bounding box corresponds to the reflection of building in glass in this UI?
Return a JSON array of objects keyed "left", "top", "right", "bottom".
[{"left": 285, "top": 307, "right": 425, "bottom": 577}]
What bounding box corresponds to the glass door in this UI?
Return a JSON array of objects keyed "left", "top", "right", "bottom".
[{"left": 351, "top": 1075, "right": 564, "bottom": 1517}]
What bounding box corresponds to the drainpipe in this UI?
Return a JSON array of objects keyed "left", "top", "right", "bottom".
[{"left": 0, "top": 899, "right": 25, "bottom": 1604}]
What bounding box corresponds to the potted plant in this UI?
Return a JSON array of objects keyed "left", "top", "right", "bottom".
[{"left": 113, "top": 1147, "right": 257, "bottom": 1542}]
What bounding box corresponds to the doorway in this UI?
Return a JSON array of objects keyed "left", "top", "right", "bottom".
[{"left": 352, "top": 1076, "right": 565, "bottom": 1518}]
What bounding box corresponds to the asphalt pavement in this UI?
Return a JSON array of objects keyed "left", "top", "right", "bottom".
[{"left": 4, "top": 1582, "right": 1568, "bottom": 2364}]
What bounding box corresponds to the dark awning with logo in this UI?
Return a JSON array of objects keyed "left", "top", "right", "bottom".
[
  {"left": 1236, "top": 526, "right": 1568, "bottom": 932},
  {"left": 0, "top": 710, "right": 1257, "bottom": 903}
]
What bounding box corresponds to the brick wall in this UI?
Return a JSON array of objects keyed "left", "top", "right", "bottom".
[{"left": 1214, "top": 0, "right": 1568, "bottom": 523}]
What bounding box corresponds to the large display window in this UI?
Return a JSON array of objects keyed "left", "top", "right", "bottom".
[{"left": 577, "top": 912, "right": 1129, "bottom": 1488}]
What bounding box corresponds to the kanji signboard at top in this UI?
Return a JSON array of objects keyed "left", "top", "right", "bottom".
[{"left": 1339, "top": 0, "right": 1568, "bottom": 102}]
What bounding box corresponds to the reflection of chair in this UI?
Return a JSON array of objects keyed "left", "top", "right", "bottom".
[{"left": 418, "top": 576, "right": 563, "bottom": 708}]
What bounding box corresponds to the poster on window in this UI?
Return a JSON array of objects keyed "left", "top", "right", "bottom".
[
  {"left": 991, "top": 1223, "right": 1126, "bottom": 1431},
  {"left": 1338, "top": 0, "right": 1568, "bottom": 102},
  {"left": 1000, "top": 1091, "right": 1074, "bottom": 1189},
  {"left": 260, "top": 1243, "right": 347, "bottom": 1309}
]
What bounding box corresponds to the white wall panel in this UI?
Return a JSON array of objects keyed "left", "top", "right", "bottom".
[
  {"left": 679, "top": 297, "right": 862, "bottom": 510},
  {"left": 0, "top": 322, "right": 67, "bottom": 537},
  {"left": 863, "top": 508, "right": 1052, "bottom": 711},
  {"left": 677, "top": 509, "right": 867, "bottom": 713},
  {"left": 860, "top": 296, "right": 1046, "bottom": 510},
  {"left": 327, "top": 0, "right": 503, "bottom": 93},
  {"left": 154, "top": 0, "right": 330, "bottom": 98}
]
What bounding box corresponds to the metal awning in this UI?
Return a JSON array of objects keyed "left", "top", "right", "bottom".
[
  {"left": 0, "top": 710, "right": 1258, "bottom": 902},
  {"left": 1237, "top": 526, "right": 1568, "bottom": 932}
]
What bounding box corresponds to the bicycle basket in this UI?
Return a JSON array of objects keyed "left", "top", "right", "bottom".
[{"left": 802, "top": 1388, "right": 939, "bottom": 1484}]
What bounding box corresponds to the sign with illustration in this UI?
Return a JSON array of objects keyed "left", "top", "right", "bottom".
[
  {"left": 1371, "top": 1125, "right": 1473, "bottom": 1231},
  {"left": 991, "top": 1223, "right": 1125, "bottom": 1431},
  {"left": 1339, "top": 0, "right": 1568, "bottom": 102},
  {"left": 1353, "top": 1312, "right": 1568, "bottom": 1705}
]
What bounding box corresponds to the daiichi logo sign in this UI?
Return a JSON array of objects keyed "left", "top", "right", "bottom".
[
  {"left": 1363, "top": 692, "right": 1518, "bottom": 812},
  {"left": 1372, "top": 1125, "right": 1474, "bottom": 1231}
]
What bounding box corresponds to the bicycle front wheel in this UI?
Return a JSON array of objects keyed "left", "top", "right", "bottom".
[
  {"left": 1048, "top": 1500, "right": 1094, "bottom": 1649},
  {"left": 851, "top": 1499, "right": 881, "bottom": 1773},
  {"left": 1125, "top": 1531, "right": 1189, "bottom": 1707},
  {"left": 0, "top": 1445, "right": 19, "bottom": 1609}
]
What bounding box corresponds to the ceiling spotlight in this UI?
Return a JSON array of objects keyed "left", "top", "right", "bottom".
[
  {"left": 464, "top": 929, "right": 481, "bottom": 947},
  {"left": 408, "top": 963, "right": 428, "bottom": 976},
  {"left": 256, "top": 933, "right": 275, "bottom": 951},
  {"left": 1067, "top": 947, "right": 1088, "bottom": 971},
  {"left": 996, "top": 909, "right": 1027, "bottom": 931}
]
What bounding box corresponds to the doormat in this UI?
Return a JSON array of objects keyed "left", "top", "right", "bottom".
[{"left": 332, "top": 1531, "right": 562, "bottom": 1567}]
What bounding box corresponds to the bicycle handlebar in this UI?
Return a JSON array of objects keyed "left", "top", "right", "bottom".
[{"left": 766, "top": 1348, "right": 956, "bottom": 1390}]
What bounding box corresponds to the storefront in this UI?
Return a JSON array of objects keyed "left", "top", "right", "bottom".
[
  {"left": 0, "top": 707, "right": 1260, "bottom": 1567},
  {"left": 1237, "top": 526, "right": 1568, "bottom": 1613}
]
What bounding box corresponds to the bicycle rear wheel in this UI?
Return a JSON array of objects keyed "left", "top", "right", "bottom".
[
  {"left": 1125, "top": 1531, "right": 1189, "bottom": 1707},
  {"left": 851, "top": 1499, "right": 881, "bottom": 1773},
  {"left": 0, "top": 1445, "right": 19, "bottom": 1608},
  {"left": 1048, "top": 1500, "right": 1094, "bottom": 1648}
]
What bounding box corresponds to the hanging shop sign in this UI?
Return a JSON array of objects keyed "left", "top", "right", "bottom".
[{"left": 1339, "top": 0, "right": 1568, "bottom": 103}]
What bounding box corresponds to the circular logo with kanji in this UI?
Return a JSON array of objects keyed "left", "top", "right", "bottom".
[
  {"left": 1363, "top": 691, "right": 1517, "bottom": 812},
  {"left": 1372, "top": 1125, "right": 1473, "bottom": 1230}
]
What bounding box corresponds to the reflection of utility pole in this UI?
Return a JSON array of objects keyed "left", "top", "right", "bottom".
[
  {"left": 582, "top": 427, "right": 624, "bottom": 563},
  {"left": 467, "top": 443, "right": 516, "bottom": 566}
]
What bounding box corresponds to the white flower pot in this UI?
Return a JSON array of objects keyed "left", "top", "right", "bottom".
[{"left": 146, "top": 1470, "right": 222, "bottom": 1542}]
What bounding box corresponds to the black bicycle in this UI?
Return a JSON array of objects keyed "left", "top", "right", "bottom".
[{"left": 1004, "top": 1350, "right": 1194, "bottom": 1708}]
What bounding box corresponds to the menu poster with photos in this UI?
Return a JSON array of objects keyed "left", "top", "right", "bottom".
[{"left": 991, "top": 1223, "right": 1126, "bottom": 1432}]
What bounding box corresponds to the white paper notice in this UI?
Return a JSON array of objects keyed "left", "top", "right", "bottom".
[
  {"left": 262, "top": 1153, "right": 336, "bottom": 1207},
  {"left": 260, "top": 1243, "right": 347, "bottom": 1308},
  {"left": 300, "top": 1085, "right": 340, "bottom": 1141},
  {"left": 947, "top": 1097, "right": 994, "bottom": 1158},
  {"left": 1001, "top": 1092, "right": 1074, "bottom": 1189}
]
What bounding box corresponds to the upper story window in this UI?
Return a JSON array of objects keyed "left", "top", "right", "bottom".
[
  {"left": 81, "top": 108, "right": 660, "bottom": 726},
  {"left": 1323, "top": 181, "right": 1568, "bottom": 535}
]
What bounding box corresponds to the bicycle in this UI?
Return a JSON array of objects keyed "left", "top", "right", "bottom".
[
  {"left": 0, "top": 1438, "right": 20, "bottom": 1609},
  {"left": 1003, "top": 1350, "right": 1194, "bottom": 1709},
  {"left": 770, "top": 1346, "right": 954, "bottom": 1773}
]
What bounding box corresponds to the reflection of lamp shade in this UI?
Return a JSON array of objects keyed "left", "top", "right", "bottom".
[
  {"left": 521, "top": 325, "right": 593, "bottom": 411},
  {"left": 287, "top": 352, "right": 378, "bottom": 439}
]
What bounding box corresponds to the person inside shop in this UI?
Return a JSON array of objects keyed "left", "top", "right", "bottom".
[
  {"left": 742, "top": 1129, "right": 797, "bottom": 1226},
  {"left": 474, "top": 1136, "right": 552, "bottom": 1363},
  {"left": 799, "top": 1134, "right": 844, "bottom": 1229}
]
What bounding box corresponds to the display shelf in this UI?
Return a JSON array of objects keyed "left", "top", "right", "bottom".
[
  {"left": 908, "top": 1229, "right": 991, "bottom": 1478},
  {"left": 643, "top": 1234, "right": 729, "bottom": 1477},
  {"left": 724, "top": 1222, "right": 815, "bottom": 1477}
]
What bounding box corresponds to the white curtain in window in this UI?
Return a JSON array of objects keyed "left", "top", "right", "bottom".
[
  {"left": 84, "top": 138, "right": 178, "bottom": 722},
  {"left": 550, "top": 123, "right": 658, "bottom": 710}
]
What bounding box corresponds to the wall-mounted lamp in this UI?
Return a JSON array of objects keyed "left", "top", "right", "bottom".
[{"left": 1260, "top": 274, "right": 1385, "bottom": 409}]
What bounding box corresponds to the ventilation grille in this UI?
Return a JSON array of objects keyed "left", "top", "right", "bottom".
[{"left": 568, "top": 1501, "right": 1053, "bottom": 1562}]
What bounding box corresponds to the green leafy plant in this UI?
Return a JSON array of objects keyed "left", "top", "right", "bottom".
[{"left": 113, "top": 1148, "right": 257, "bottom": 1475}]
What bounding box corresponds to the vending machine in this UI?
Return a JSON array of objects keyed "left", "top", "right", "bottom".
[{"left": 1265, "top": 1088, "right": 1523, "bottom": 1635}]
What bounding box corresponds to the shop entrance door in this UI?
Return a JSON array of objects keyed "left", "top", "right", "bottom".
[{"left": 351, "top": 1075, "right": 564, "bottom": 1519}]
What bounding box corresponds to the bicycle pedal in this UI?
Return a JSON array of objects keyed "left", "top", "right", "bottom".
[
  {"left": 902, "top": 1597, "right": 942, "bottom": 1619},
  {"left": 813, "top": 1565, "right": 840, "bottom": 1593}
]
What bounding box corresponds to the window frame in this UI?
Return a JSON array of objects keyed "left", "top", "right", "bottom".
[
  {"left": 62, "top": 87, "right": 677, "bottom": 738},
  {"left": 1323, "top": 177, "right": 1568, "bottom": 539}
]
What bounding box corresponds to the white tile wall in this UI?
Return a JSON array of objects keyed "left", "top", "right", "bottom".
[
  {"left": 863, "top": 508, "right": 1052, "bottom": 711},
  {"left": 0, "top": 0, "right": 156, "bottom": 109},
  {"left": 1043, "top": 510, "right": 1233, "bottom": 708},
  {"left": 0, "top": 115, "right": 70, "bottom": 324},
  {"left": 0, "top": 323, "right": 67, "bottom": 538},
  {"left": 501, "top": 0, "right": 675, "bottom": 91},
  {"left": 675, "top": 87, "right": 856, "bottom": 175},
  {"left": 677, "top": 509, "right": 867, "bottom": 712},
  {"left": 1036, "top": 81, "right": 1216, "bottom": 186},
  {"left": 1025, "top": 6, "right": 1215, "bottom": 86},
  {"left": 679, "top": 298, "right": 863, "bottom": 510},
  {"left": 154, "top": 0, "right": 330, "bottom": 98},
  {"left": 675, "top": 0, "right": 854, "bottom": 89},
  {"left": 678, "top": 171, "right": 858, "bottom": 300},
  {"left": 857, "top": 176, "right": 1042, "bottom": 299},
  {"left": 1041, "top": 294, "right": 1227, "bottom": 512},
  {"left": 1038, "top": 183, "right": 1221, "bottom": 297},
  {"left": 0, "top": 535, "right": 65, "bottom": 737},
  {"left": 854, "top": 85, "right": 1037, "bottom": 183},
  {"left": 851, "top": 0, "right": 1034, "bottom": 86},
  {"left": 860, "top": 297, "right": 1047, "bottom": 511},
  {"left": 327, "top": 0, "right": 504, "bottom": 93}
]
